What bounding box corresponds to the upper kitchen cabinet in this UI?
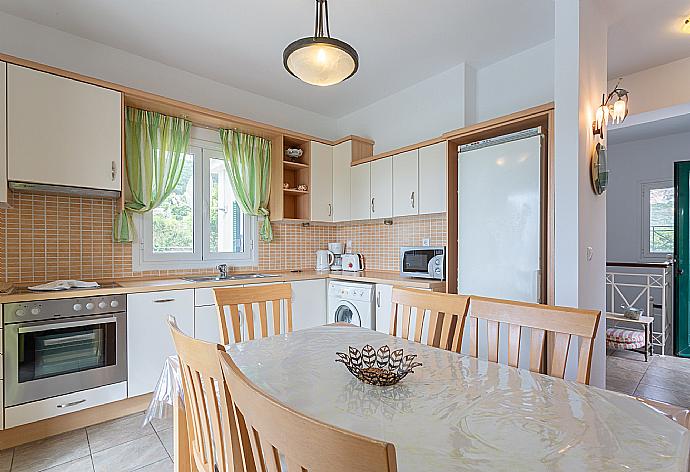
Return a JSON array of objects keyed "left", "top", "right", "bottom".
[
  {"left": 7, "top": 64, "right": 122, "bottom": 192},
  {"left": 310, "top": 141, "right": 333, "bottom": 222},
  {"left": 350, "top": 162, "right": 371, "bottom": 221},
  {"left": 0, "top": 62, "right": 6, "bottom": 206},
  {"left": 332, "top": 141, "right": 352, "bottom": 222},
  {"left": 393, "top": 149, "right": 419, "bottom": 217},
  {"left": 370, "top": 156, "right": 393, "bottom": 219},
  {"left": 418, "top": 142, "right": 447, "bottom": 214}
]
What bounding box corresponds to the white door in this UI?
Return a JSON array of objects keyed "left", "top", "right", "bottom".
[
  {"left": 291, "top": 279, "right": 328, "bottom": 330},
  {"left": 375, "top": 284, "right": 393, "bottom": 334},
  {"left": 419, "top": 142, "right": 447, "bottom": 214},
  {"left": 0, "top": 61, "right": 6, "bottom": 205},
  {"left": 350, "top": 163, "right": 371, "bottom": 221},
  {"left": 310, "top": 142, "right": 333, "bottom": 222},
  {"left": 7, "top": 64, "right": 122, "bottom": 191},
  {"left": 370, "top": 157, "right": 393, "bottom": 219},
  {"left": 332, "top": 141, "right": 352, "bottom": 222},
  {"left": 458, "top": 134, "right": 542, "bottom": 302},
  {"left": 393, "top": 149, "right": 419, "bottom": 217},
  {"left": 127, "top": 290, "right": 195, "bottom": 397}
]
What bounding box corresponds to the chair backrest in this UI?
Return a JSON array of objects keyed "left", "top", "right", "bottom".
[
  {"left": 213, "top": 283, "right": 293, "bottom": 345},
  {"left": 219, "top": 350, "right": 398, "bottom": 472},
  {"left": 467, "top": 296, "right": 601, "bottom": 384},
  {"left": 168, "top": 319, "right": 247, "bottom": 472},
  {"left": 389, "top": 288, "right": 470, "bottom": 352}
]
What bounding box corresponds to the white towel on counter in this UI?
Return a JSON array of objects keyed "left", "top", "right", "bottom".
[{"left": 28, "top": 280, "right": 100, "bottom": 291}]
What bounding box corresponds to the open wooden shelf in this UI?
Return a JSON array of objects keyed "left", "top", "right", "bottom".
[
  {"left": 283, "top": 160, "right": 309, "bottom": 170},
  {"left": 283, "top": 188, "right": 309, "bottom": 195}
]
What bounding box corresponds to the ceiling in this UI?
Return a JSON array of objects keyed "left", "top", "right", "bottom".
[
  {"left": 607, "top": 0, "right": 690, "bottom": 78},
  {"left": 608, "top": 112, "right": 690, "bottom": 145},
  {"left": 0, "top": 0, "right": 554, "bottom": 118}
]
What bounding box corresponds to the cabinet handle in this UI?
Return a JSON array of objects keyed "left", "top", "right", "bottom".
[
  {"left": 328, "top": 203, "right": 332, "bottom": 217},
  {"left": 371, "top": 197, "right": 375, "bottom": 213},
  {"left": 376, "top": 291, "right": 381, "bottom": 307},
  {"left": 410, "top": 192, "right": 415, "bottom": 209},
  {"left": 154, "top": 298, "right": 175, "bottom": 303},
  {"left": 57, "top": 399, "right": 86, "bottom": 409},
  {"left": 111, "top": 161, "right": 117, "bottom": 181}
]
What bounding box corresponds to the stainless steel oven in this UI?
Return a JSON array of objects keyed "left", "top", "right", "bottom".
[
  {"left": 400, "top": 246, "right": 446, "bottom": 280},
  {"left": 4, "top": 295, "right": 126, "bottom": 406}
]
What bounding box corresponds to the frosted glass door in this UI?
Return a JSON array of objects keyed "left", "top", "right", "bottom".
[{"left": 458, "top": 135, "right": 541, "bottom": 302}]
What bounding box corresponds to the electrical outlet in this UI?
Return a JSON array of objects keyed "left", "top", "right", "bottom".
[{"left": 422, "top": 238, "right": 430, "bottom": 247}]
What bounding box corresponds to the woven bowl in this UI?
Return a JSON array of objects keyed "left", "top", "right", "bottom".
[{"left": 336, "top": 344, "right": 422, "bottom": 386}]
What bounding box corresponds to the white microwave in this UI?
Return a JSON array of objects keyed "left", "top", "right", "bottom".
[{"left": 400, "top": 247, "right": 446, "bottom": 280}]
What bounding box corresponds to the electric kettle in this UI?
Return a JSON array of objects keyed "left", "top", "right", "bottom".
[{"left": 316, "top": 250, "right": 334, "bottom": 271}]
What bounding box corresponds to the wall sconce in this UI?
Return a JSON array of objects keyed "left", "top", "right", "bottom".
[{"left": 592, "top": 78, "right": 630, "bottom": 137}]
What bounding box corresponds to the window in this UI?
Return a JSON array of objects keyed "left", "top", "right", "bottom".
[
  {"left": 135, "top": 128, "right": 256, "bottom": 270},
  {"left": 642, "top": 180, "right": 674, "bottom": 259}
]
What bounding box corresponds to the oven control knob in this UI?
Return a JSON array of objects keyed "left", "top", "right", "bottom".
[
  {"left": 73, "top": 303, "right": 83, "bottom": 312},
  {"left": 110, "top": 300, "right": 120, "bottom": 308},
  {"left": 85, "top": 303, "right": 95, "bottom": 310},
  {"left": 435, "top": 259, "right": 441, "bottom": 265},
  {"left": 30, "top": 307, "right": 41, "bottom": 315},
  {"left": 15, "top": 308, "right": 26, "bottom": 317},
  {"left": 98, "top": 301, "right": 107, "bottom": 309},
  {"left": 435, "top": 268, "right": 441, "bottom": 275}
]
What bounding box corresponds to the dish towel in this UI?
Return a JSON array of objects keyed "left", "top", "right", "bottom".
[{"left": 28, "top": 280, "right": 100, "bottom": 291}]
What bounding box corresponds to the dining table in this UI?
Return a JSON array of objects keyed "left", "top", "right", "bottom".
[{"left": 147, "top": 324, "right": 690, "bottom": 471}]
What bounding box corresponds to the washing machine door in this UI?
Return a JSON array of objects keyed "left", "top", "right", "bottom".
[{"left": 334, "top": 301, "right": 362, "bottom": 327}]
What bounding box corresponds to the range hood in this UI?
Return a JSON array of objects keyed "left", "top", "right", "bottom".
[{"left": 9, "top": 181, "right": 121, "bottom": 199}]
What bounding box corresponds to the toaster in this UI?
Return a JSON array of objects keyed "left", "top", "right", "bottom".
[{"left": 341, "top": 253, "right": 364, "bottom": 272}]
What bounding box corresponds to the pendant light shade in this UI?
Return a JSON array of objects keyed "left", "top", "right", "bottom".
[{"left": 283, "top": 0, "right": 358, "bottom": 86}]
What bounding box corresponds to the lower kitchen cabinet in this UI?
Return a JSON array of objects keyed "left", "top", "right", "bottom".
[
  {"left": 291, "top": 279, "right": 328, "bottom": 330},
  {"left": 127, "top": 289, "right": 194, "bottom": 397},
  {"left": 375, "top": 284, "right": 393, "bottom": 334},
  {"left": 195, "top": 305, "right": 221, "bottom": 344}
]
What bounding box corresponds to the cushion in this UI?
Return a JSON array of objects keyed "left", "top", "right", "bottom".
[{"left": 606, "top": 327, "right": 644, "bottom": 344}]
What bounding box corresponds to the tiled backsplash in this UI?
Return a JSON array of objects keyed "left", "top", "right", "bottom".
[{"left": 0, "top": 191, "right": 447, "bottom": 283}]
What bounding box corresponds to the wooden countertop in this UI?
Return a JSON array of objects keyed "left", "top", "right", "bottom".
[{"left": 0, "top": 270, "right": 445, "bottom": 303}]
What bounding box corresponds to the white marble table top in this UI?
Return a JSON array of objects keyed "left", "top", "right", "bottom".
[{"left": 226, "top": 325, "right": 690, "bottom": 472}]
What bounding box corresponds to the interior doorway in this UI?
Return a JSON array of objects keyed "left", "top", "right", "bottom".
[{"left": 674, "top": 161, "right": 690, "bottom": 357}]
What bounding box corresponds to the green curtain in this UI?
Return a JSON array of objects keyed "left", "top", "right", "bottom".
[
  {"left": 113, "top": 108, "right": 191, "bottom": 242},
  {"left": 219, "top": 129, "right": 273, "bottom": 242}
]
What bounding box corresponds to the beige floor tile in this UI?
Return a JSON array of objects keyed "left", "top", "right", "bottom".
[
  {"left": 0, "top": 449, "right": 12, "bottom": 472},
  {"left": 634, "top": 383, "right": 690, "bottom": 409},
  {"left": 150, "top": 416, "right": 173, "bottom": 433},
  {"left": 134, "top": 458, "right": 173, "bottom": 472},
  {"left": 606, "top": 354, "right": 650, "bottom": 374},
  {"left": 651, "top": 355, "right": 690, "bottom": 375},
  {"left": 87, "top": 413, "right": 155, "bottom": 453},
  {"left": 155, "top": 427, "right": 173, "bottom": 458},
  {"left": 39, "top": 456, "right": 94, "bottom": 472},
  {"left": 91, "top": 434, "right": 168, "bottom": 472},
  {"left": 640, "top": 366, "right": 690, "bottom": 393},
  {"left": 11, "top": 429, "right": 90, "bottom": 472}
]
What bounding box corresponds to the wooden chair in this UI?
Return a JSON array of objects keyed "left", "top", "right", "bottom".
[
  {"left": 219, "top": 350, "right": 398, "bottom": 472},
  {"left": 466, "top": 296, "right": 601, "bottom": 384},
  {"left": 389, "top": 288, "right": 470, "bottom": 352},
  {"left": 168, "top": 319, "right": 250, "bottom": 472},
  {"left": 213, "top": 283, "right": 293, "bottom": 345},
  {"left": 636, "top": 397, "right": 690, "bottom": 430}
]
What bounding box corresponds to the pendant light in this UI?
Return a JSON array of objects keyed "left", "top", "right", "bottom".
[{"left": 283, "top": 0, "right": 358, "bottom": 86}]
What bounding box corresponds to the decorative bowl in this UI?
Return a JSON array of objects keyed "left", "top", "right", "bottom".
[
  {"left": 285, "top": 148, "right": 303, "bottom": 160},
  {"left": 336, "top": 345, "right": 422, "bottom": 386}
]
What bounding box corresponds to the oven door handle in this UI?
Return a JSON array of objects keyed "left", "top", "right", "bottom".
[{"left": 17, "top": 316, "right": 118, "bottom": 334}]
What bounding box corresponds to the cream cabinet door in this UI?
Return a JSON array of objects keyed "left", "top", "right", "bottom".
[
  {"left": 0, "top": 62, "right": 6, "bottom": 205},
  {"left": 393, "top": 149, "right": 419, "bottom": 217},
  {"left": 127, "top": 289, "right": 194, "bottom": 397},
  {"left": 419, "top": 142, "right": 447, "bottom": 214},
  {"left": 310, "top": 141, "right": 333, "bottom": 222},
  {"left": 332, "top": 141, "right": 351, "bottom": 222},
  {"left": 375, "top": 284, "right": 393, "bottom": 334},
  {"left": 7, "top": 64, "right": 122, "bottom": 191},
  {"left": 291, "top": 279, "right": 328, "bottom": 330},
  {"left": 350, "top": 163, "right": 371, "bottom": 220},
  {"left": 370, "top": 156, "right": 392, "bottom": 219}
]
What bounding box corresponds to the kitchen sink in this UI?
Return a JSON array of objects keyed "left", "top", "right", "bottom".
[{"left": 182, "top": 273, "right": 280, "bottom": 282}]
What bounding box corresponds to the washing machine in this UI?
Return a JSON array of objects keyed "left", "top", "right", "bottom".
[{"left": 327, "top": 281, "right": 375, "bottom": 330}]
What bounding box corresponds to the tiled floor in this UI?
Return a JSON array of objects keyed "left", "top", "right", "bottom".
[
  {"left": 606, "top": 349, "right": 690, "bottom": 408},
  {"left": 0, "top": 413, "right": 173, "bottom": 472}
]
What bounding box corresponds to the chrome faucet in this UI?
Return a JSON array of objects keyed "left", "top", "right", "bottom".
[{"left": 217, "top": 264, "right": 229, "bottom": 279}]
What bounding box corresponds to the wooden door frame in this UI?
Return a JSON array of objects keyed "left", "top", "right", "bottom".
[{"left": 444, "top": 103, "right": 555, "bottom": 306}]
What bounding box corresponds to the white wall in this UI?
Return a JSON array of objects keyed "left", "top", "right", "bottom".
[
  {"left": 607, "top": 131, "right": 690, "bottom": 262},
  {"left": 475, "top": 40, "right": 555, "bottom": 123},
  {"left": 554, "top": 0, "right": 608, "bottom": 388},
  {"left": 611, "top": 56, "right": 690, "bottom": 118},
  {"left": 0, "top": 12, "right": 339, "bottom": 139},
  {"left": 336, "top": 63, "right": 472, "bottom": 154}
]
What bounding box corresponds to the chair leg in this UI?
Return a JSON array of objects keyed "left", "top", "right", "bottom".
[{"left": 174, "top": 394, "right": 193, "bottom": 472}]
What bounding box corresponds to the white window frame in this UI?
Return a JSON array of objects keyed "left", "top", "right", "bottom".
[
  {"left": 133, "top": 128, "right": 257, "bottom": 271},
  {"left": 641, "top": 179, "right": 674, "bottom": 260}
]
